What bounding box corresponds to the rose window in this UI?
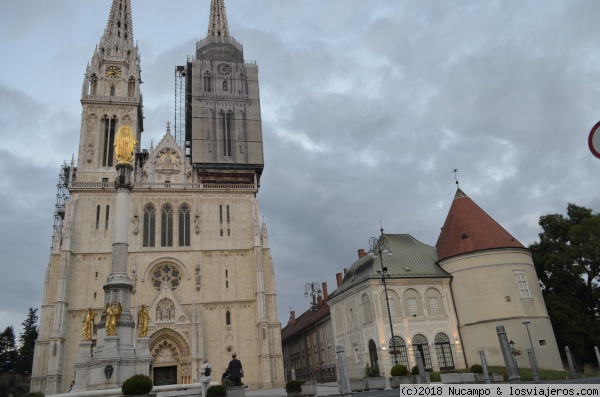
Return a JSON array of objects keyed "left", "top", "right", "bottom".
[{"left": 151, "top": 264, "right": 181, "bottom": 290}]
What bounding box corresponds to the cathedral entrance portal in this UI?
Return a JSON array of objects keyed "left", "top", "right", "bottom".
[
  {"left": 153, "top": 366, "right": 177, "bottom": 386},
  {"left": 150, "top": 328, "right": 193, "bottom": 384}
]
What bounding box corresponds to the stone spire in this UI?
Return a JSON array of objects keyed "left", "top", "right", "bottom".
[
  {"left": 196, "top": 0, "right": 243, "bottom": 62},
  {"left": 207, "top": 0, "right": 231, "bottom": 38},
  {"left": 101, "top": 0, "right": 134, "bottom": 53}
]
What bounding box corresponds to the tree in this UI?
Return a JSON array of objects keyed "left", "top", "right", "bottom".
[
  {"left": 529, "top": 203, "right": 600, "bottom": 364},
  {"left": 0, "top": 326, "right": 17, "bottom": 373},
  {"left": 16, "top": 308, "right": 38, "bottom": 373}
]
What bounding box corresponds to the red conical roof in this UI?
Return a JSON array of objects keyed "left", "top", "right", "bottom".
[{"left": 436, "top": 188, "right": 524, "bottom": 261}]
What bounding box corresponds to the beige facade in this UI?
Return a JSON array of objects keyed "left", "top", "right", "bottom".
[
  {"left": 327, "top": 236, "right": 466, "bottom": 379},
  {"left": 31, "top": 0, "right": 284, "bottom": 394},
  {"left": 439, "top": 249, "right": 563, "bottom": 370}
]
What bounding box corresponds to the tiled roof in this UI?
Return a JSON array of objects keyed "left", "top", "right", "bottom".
[
  {"left": 281, "top": 303, "right": 330, "bottom": 342},
  {"left": 328, "top": 234, "right": 450, "bottom": 299},
  {"left": 436, "top": 188, "right": 524, "bottom": 262}
]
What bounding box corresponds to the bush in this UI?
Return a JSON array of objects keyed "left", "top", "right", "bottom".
[
  {"left": 121, "top": 374, "right": 153, "bottom": 395},
  {"left": 411, "top": 366, "right": 420, "bottom": 375},
  {"left": 284, "top": 380, "right": 304, "bottom": 393},
  {"left": 206, "top": 384, "right": 227, "bottom": 397},
  {"left": 364, "top": 363, "right": 380, "bottom": 377},
  {"left": 390, "top": 364, "right": 409, "bottom": 377},
  {"left": 469, "top": 364, "right": 483, "bottom": 373},
  {"left": 221, "top": 378, "right": 233, "bottom": 387},
  {"left": 430, "top": 372, "right": 441, "bottom": 382}
]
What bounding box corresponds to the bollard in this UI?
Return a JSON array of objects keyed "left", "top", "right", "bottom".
[
  {"left": 527, "top": 348, "right": 540, "bottom": 383},
  {"left": 594, "top": 347, "right": 600, "bottom": 371},
  {"left": 336, "top": 344, "right": 352, "bottom": 397},
  {"left": 479, "top": 349, "right": 491, "bottom": 384},
  {"left": 414, "top": 351, "right": 428, "bottom": 384},
  {"left": 565, "top": 346, "right": 578, "bottom": 379},
  {"left": 496, "top": 325, "right": 521, "bottom": 383}
]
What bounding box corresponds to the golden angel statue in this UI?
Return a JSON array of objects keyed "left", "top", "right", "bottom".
[
  {"left": 138, "top": 305, "right": 149, "bottom": 337},
  {"left": 105, "top": 302, "right": 117, "bottom": 336},
  {"left": 114, "top": 124, "right": 137, "bottom": 165},
  {"left": 82, "top": 309, "right": 95, "bottom": 341}
]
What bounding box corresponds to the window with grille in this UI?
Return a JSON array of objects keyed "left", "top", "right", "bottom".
[
  {"left": 412, "top": 334, "right": 433, "bottom": 371},
  {"left": 515, "top": 271, "right": 532, "bottom": 298},
  {"left": 428, "top": 297, "right": 440, "bottom": 314},
  {"left": 389, "top": 336, "right": 409, "bottom": 367},
  {"left": 407, "top": 298, "right": 418, "bottom": 316},
  {"left": 434, "top": 333, "right": 455, "bottom": 370}
]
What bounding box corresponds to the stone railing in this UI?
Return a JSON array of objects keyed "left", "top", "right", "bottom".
[
  {"left": 82, "top": 95, "right": 139, "bottom": 103},
  {"left": 69, "top": 181, "right": 257, "bottom": 191}
]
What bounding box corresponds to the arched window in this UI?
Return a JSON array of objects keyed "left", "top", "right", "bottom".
[
  {"left": 143, "top": 203, "right": 156, "bottom": 247},
  {"left": 204, "top": 71, "right": 212, "bottom": 92},
  {"left": 412, "top": 334, "right": 433, "bottom": 372},
  {"left": 434, "top": 333, "right": 455, "bottom": 371},
  {"left": 156, "top": 298, "right": 175, "bottom": 321},
  {"left": 109, "top": 85, "right": 115, "bottom": 96},
  {"left": 178, "top": 203, "right": 190, "bottom": 246},
  {"left": 240, "top": 73, "right": 248, "bottom": 95},
  {"left": 425, "top": 288, "right": 445, "bottom": 316},
  {"left": 101, "top": 115, "right": 117, "bottom": 167},
  {"left": 389, "top": 336, "right": 409, "bottom": 367},
  {"left": 368, "top": 339, "right": 378, "bottom": 369},
  {"left": 361, "top": 294, "right": 372, "bottom": 324},
  {"left": 127, "top": 77, "right": 136, "bottom": 97},
  {"left": 220, "top": 110, "right": 233, "bottom": 156},
  {"left": 161, "top": 203, "right": 173, "bottom": 247},
  {"left": 222, "top": 79, "right": 228, "bottom": 91},
  {"left": 403, "top": 289, "right": 421, "bottom": 317},
  {"left": 226, "top": 310, "right": 231, "bottom": 326}
]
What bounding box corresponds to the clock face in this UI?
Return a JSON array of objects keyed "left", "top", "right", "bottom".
[
  {"left": 217, "top": 63, "right": 232, "bottom": 76},
  {"left": 105, "top": 66, "right": 122, "bottom": 78}
]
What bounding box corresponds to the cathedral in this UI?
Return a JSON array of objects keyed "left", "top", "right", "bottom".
[{"left": 31, "top": 0, "right": 284, "bottom": 394}]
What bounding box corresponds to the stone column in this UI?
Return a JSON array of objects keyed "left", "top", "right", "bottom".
[
  {"left": 479, "top": 349, "right": 491, "bottom": 384},
  {"left": 336, "top": 344, "right": 351, "bottom": 397},
  {"left": 496, "top": 325, "right": 521, "bottom": 383}
]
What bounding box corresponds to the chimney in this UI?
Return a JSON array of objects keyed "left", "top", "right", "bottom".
[
  {"left": 358, "top": 249, "right": 366, "bottom": 258},
  {"left": 343, "top": 268, "right": 348, "bottom": 275},
  {"left": 336, "top": 273, "right": 343, "bottom": 287},
  {"left": 317, "top": 294, "right": 323, "bottom": 306},
  {"left": 287, "top": 310, "right": 296, "bottom": 326},
  {"left": 322, "top": 282, "right": 329, "bottom": 301}
]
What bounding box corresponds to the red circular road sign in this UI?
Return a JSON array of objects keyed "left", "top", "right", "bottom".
[{"left": 589, "top": 121, "right": 600, "bottom": 159}]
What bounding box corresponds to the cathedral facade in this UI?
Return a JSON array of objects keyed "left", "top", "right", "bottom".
[{"left": 31, "top": 1, "right": 284, "bottom": 394}]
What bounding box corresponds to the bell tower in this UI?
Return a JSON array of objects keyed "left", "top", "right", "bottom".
[
  {"left": 187, "top": 0, "right": 264, "bottom": 185},
  {"left": 78, "top": 0, "right": 142, "bottom": 181}
]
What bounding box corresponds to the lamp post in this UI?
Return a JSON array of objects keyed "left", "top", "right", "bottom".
[
  {"left": 305, "top": 282, "right": 322, "bottom": 382},
  {"left": 522, "top": 321, "right": 536, "bottom": 359},
  {"left": 523, "top": 320, "right": 540, "bottom": 382},
  {"left": 368, "top": 227, "right": 398, "bottom": 366}
]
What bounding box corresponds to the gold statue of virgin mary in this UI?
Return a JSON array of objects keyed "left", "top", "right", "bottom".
[{"left": 113, "top": 124, "right": 137, "bottom": 165}]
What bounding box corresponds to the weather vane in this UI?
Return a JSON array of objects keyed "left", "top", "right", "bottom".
[{"left": 452, "top": 167, "right": 459, "bottom": 188}]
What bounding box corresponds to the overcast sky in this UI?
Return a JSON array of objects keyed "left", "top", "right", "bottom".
[{"left": 2, "top": 0, "right": 600, "bottom": 335}]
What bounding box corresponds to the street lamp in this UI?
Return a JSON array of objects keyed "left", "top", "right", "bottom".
[
  {"left": 522, "top": 321, "right": 536, "bottom": 359},
  {"left": 305, "top": 282, "right": 322, "bottom": 382},
  {"left": 368, "top": 226, "right": 398, "bottom": 365}
]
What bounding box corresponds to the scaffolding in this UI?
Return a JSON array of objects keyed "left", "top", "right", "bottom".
[
  {"left": 174, "top": 65, "right": 186, "bottom": 152},
  {"left": 51, "top": 162, "right": 74, "bottom": 252}
]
